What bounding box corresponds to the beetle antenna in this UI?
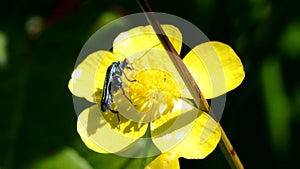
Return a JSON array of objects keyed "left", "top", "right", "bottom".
[
  {"left": 134, "top": 43, "right": 161, "bottom": 63},
  {"left": 113, "top": 43, "right": 161, "bottom": 69}
]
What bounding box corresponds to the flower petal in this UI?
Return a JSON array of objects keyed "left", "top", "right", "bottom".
[
  {"left": 150, "top": 99, "right": 198, "bottom": 153},
  {"left": 113, "top": 25, "right": 182, "bottom": 58},
  {"left": 68, "top": 51, "right": 123, "bottom": 102},
  {"left": 168, "top": 112, "right": 221, "bottom": 159},
  {"left": 77, "top": 104, "right": 148, "bottom": 153},
  {"left": 77, "top": 118, "right": 109, "bottom": 153},
  {"left": 151, "top": 99, "right": 221, "bottom": 159},
  {"left": 183, "top": 41, "right": 245, "bottom": 99},
  {"left": 145, "top": 152, "right": 180, "bottom": 169}
]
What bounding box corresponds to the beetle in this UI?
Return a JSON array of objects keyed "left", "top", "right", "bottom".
[
  {"left": 100, "top": 44, "right": 160, "bottom": 128},
  {"left": 100, "top": 58, "right": 135, "bottom": 127}
]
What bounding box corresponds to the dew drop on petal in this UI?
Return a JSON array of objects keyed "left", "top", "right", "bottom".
[
  {"left": 73, "top": 69, "right": 82, "bottom": 79},
  {"left": 163, "top": 134, "right": 172, "bottom": 140},
  {"left": 175, "top": 132, "right": 185, "bottom": 140}
]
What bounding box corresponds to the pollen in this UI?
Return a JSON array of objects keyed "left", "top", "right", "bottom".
[{"left": 128, "top": 68, "right": 181, "bottom": 119}]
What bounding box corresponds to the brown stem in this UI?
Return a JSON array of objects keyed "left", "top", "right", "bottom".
[{"left": 137, "top": 0, "right": 244, "bottom": 168}]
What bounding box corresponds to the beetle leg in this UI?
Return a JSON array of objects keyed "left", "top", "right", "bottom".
[
  {"left": 120, "top": 85, "right": 132, "bottom": 102},
  {"left": 118, "top": 64, "right": 136, "bottom": 82},
  {"left": 116, "top": 113, "right": 121, "bottom": 130},
  {"left": 109, "top": 109, "right": 121, "bottom": 129}
]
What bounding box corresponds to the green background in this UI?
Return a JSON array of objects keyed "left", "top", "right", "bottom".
[{"left": 1, "top": 0, "right": 299, "bottom": 168}]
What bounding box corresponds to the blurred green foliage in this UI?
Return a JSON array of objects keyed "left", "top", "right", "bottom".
[{"left": 0, "top": 0, "right": 299, "bottom": 169}]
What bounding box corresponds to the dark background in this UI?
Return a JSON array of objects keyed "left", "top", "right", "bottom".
[{"left": 1, "top": 0, "right": 300, "bottom": 168}]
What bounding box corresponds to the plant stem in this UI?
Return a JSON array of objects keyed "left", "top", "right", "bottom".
[
  {"left": 219, "top": 125, "right": 244, "bottom": 169},
  {"left": 137, "top": 0, "right": 244, "bottom": 168}
]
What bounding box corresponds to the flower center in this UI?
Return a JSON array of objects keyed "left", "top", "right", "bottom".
[{"left": 128, "top": 68, "right": 181, "bottom": 120}]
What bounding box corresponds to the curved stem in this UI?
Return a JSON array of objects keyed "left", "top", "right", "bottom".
[{"left": 137, "top": 0, "right": 244, "bottom": 168}]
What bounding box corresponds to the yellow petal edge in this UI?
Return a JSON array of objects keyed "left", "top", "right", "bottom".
[
  {"left": 169, "top": 112, "right": 221, "bottom": 159},
  {"left": 183, "top": 41, "right": 245, "bottom": 99},
  {"left": 113, "top": 25, "right": 182, "bottom": 58},
  {"left": 68, "top": 51, "right": 124, "bottom": 102},
  {"left": 77, "top": 105, "right": 148, "bottom": 153},
  {"left": 145, "top": 152, "right": 180, "bottom": 169},
  {"left": 150, "top": 99, "right": 221, "bottom": 159}
]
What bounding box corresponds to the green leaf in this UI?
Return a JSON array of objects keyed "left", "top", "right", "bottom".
[{"left": 28, "top": 147, "right": 93, "bottom": 169}]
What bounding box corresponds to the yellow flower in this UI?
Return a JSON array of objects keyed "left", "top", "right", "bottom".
[{"left": 68, "top": 25, "right": 244, "bottom": 167}]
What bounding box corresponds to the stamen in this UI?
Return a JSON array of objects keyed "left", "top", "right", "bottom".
[{"left": 128, "top": 68, "right": 181, "bottom": 118}]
